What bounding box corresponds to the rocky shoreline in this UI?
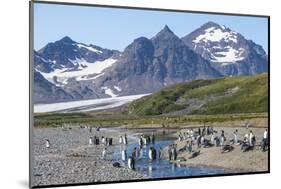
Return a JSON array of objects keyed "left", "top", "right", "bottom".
[{"left": 31, "top": 127, "right": 148, "bottom": 187}]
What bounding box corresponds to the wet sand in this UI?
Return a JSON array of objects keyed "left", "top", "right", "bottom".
[{"left": 170, "top": 126, "right": 268, "bottom": 172}]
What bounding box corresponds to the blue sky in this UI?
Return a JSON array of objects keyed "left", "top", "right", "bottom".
[{"left": 34, "top": 3, "right": 268, "bottom": 52}]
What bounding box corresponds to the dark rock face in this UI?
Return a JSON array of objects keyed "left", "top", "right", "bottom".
[
  {"left": 94, "top": 25, "right": 221, "bottom": 96},
  {"left": 182, "top": 21, "right": 268, "bottom": 76},
  {"left": 33, "top": 70, "right": 73, "bottom": 103}
]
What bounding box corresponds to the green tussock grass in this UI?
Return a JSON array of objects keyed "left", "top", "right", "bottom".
[{"left": 128, "top": 73, "right": 268, "bottom": 116}]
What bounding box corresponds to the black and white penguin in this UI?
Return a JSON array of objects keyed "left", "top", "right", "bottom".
[
  {"left": 171, "top": 145, "right": 177, "bottom": 161},
  {"left": 108, "top": 138, "right": 113, "bottom": 146},
  {"left": 147, "top": 136, "right": 151, "bottom": 144},
  {"left": 102, "top": 148, "right": 107, "bottom": 160},
  {"left": 119, "top": 136, "right": 123, "bottom": 144},
  {"left": 214, "top": 136, "right": 220, "bottom": 147},
  {"left": 222, "top": 145, "right": 234, "bottom": 153},
  {"left": 95, "top": 136, "right": 99, "bottom": 145},
  {"left": 45, "top": 139, "right": 50, "bottom": 148},
  {"left": 187, "top": 141, "right": 193, "bottom": 153},
  {"left": 138, "top": 136, "right": 143, "bottom": 147},
  {"left": 112, "top": 162, "right": 121, "bottom": 168},
  {"left": 127, "top": 156, "right": 135, "bottom": 170},
  {"left": 148, "top": 147, "right": 156, "bottom": 161},
  {"left": 158, "top": 147, "right": 162, "bottom": 159},
  {"left": 200, "top": 135, "right": 205, "bottom": 145},
  {"left": 242, "top": 144, "right": 254, "bottom": 152},
  {"left": 123, "top": 134, "right": 128, "bottom": 145},
  {"left": 143, "top": 137, "right": 147, "bottom": 146},
  {"left": 168, "top": 146, "right": 172, "bottom": 161},
  {"left": 178, "top": 135, "right": 182, "bottom": 142},
  {"left": 101, "top": 136, "right": 105, "bottom": 145},
  {"left": 189, "top": 150, "right": 200, "bottom": 159},
  {"left": 151, "top": 133, "right": 155, "bottom": 144},
  {"left": 132, "top": 147, "right": 138, "bottom": 159},
  {"left": 121, "top": 149, "right": 127, "bottom": 161},
  {"left": 89, "top": 137, "right": 93, "bottom": 145}
]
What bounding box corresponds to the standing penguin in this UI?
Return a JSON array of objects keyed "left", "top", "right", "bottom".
[
  {"left": 158, "top": 147, "right": 162, "bottom": 159},
  {"left": 89, "top": 137, "right": 93, "bottom": 145},
  {"left": 102, "top": 148, "right": 107, "bottom": 160},
  {"left": 119, "top": 136, "right": 123, "bottom": 144},
  {"left": 95, "top": 136, "right": 99, "bottom": 145},
  {"left": 210, "top": 133, "right": 215, "bottom": 145},
  {"left": 233, "top": 129, "right": 238, "bottom": 145},
  {"left": 168, "top": 145, "right": 172, "bottom": 161},
  {"left": 128, "top": 156, "right": 135, "bottom": 170},
  {"left": 132, "top": 147, "right": 138, "bottom": 159},
  {"left": 187, "top": 141, "right": 193, "bottom": 153},
  {"left": 178, "top": 134, "right": 182, "bottom": 142},
  {"left": 151, "top": 133, "right": 155, "bottom": 144},
  {"left": 207, "top": 126, "right": 210, "bottom": 135},
  {"left": 138, "top": 136, "right": 143, "bottom": 148},
  {"left": 171, "top": 145, "right": 177, "bottom": 161},
  {"left": 148, "top": 147, "right": 156, "bottom": 161},
  {"left": 101, "top": 136, "right": 106, "bottom": 145},
  {"left": 45, "top": 139, "right": 50, "bottom": 148},
  {"left": 200, "top": 135, "right": 205, "bottom": 146},
  {"left": 198, "top": 128, "right": 201, "bottom": 136},
  {"left": 105, "top": 137, "right": 109, "bottom": 146},
  {"left": 147, "top": 135, "right": 151, "bottom": 144},
  {"left": 123, "top": 134, "right": 128, "bottom": 145},
  {"left": 121, "top": 149, "right": 127, "bottom": 161},
  {"left": 143, "top": 137, "right": 147, "bottom": 146},
  {"left": 220, "top": 130, "right": 226, "bottom": 147}
]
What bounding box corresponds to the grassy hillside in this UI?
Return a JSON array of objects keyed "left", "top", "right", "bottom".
[{"left": 128, "top": 73, "right": 268, "bottom": 115}]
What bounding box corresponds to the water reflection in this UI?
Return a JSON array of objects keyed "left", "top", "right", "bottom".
[{"left": 114, "top": 134, "right": 226, "bottom": 178}]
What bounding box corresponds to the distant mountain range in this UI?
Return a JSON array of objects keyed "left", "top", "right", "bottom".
[{"left": 33, "top": 21, "right": 268, "bottom": 104}]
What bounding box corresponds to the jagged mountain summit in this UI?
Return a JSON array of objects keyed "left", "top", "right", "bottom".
[
  {"left": 35, "top": 36, "right": 120, "bottom": 72},
  {"left": 33, "top": 22, "right": 268, "bottom": 103},
  {"left": 182, "top": 21, "right": 268, "bottom": 76},
  {"left": 93, "top": 25, "right": 222, "bottom": 96}
]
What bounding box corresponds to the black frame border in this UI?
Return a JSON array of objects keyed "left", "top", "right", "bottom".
[{"left": 29, "top": 0, "right": 270, "bottom": 188}]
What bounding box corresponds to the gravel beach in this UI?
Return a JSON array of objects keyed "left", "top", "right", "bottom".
[
  {"left": 31, "top": 124, "right": 268, "bottom": 187},
  {"left": 31, "top": 127, "right": 148, "bottom": 187}
]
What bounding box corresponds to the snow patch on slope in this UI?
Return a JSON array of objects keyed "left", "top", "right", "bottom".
[
  {"left": 102, "top": 86, "right": 118, "bottom": 98},
  {"left": 76, "top": 43, "right": 103, "bottom": 54},
  {"left": 40, "top": 58, "right": 116, "bottom": 83},
  {"left": 213, "top": 47, "right": 245, "bottom": 63},
  {"left": 193, "top": 27, "right": 238, "bottom": 43},
  {"left": 114, "top": 86, "right": 122, "bottom": 92}
]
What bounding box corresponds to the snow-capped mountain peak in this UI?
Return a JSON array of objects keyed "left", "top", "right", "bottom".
[
  {"left": 193, "top": 25, "right": 238, "bottom": 44},
  {"left": 182, "top": 21, "right": 268, "bottom": 76},
  {"left": 183, "top": 21, "right": 247, "bottom": 64}
]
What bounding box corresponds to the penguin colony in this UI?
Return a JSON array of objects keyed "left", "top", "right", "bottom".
[{"left": 44, "top": 124, "right": 268, "bottom": 171}]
